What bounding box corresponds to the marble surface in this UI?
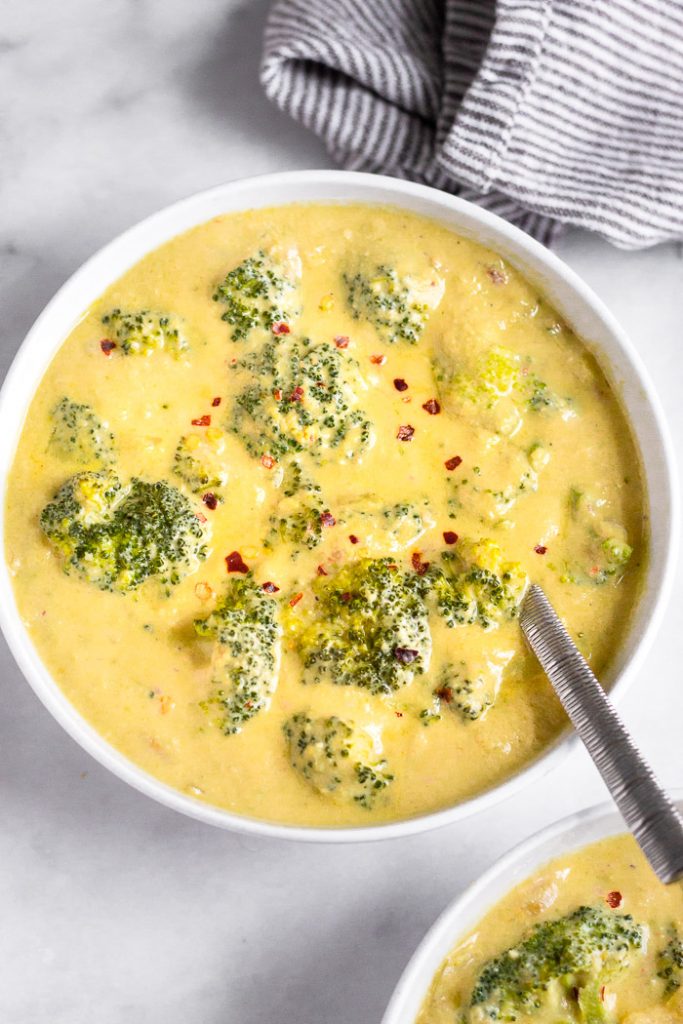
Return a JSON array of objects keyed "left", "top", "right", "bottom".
[{"left": 1, "top": 2, "right": 681, "bottom": 1022}]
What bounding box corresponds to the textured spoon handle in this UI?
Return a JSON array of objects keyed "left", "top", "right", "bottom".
[{"left": 521, "top": 584, "right": 683, "bottom": 884}]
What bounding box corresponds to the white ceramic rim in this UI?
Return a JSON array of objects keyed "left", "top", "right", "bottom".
[
  {"left": 382, "top": 789, "right": 683, "bottom": 1024},
  {"left": 0, "top": 169, "right": 677, "bottom": 843}
]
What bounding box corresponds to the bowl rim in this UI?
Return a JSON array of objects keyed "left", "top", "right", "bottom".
[
  {"left": 0, "top": 168, "right": 678, "bottom": 843},
  {"left": 381, "top": 788, "right": 683, "bottom": 1023}
]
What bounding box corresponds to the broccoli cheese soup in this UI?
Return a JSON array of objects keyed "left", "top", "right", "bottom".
[
  {"left": 4, "top": 204, "right": 646, "bottom": 827},
  {"left": 419, "top": 833, "right": 683, "bottom": 1023}
]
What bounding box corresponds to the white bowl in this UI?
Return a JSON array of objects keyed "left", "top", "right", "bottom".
[
  {"left": 382, "top": 793, "right": 683, "bottom": 1024},
  {"left": 0, "top": 170, "right": 677, "bottom": 842}
]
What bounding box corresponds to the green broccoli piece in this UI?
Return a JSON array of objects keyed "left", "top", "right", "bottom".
[
  {"left": 265, "top": 461, "right": 328, "bottom": 551},
  {"left": 448, "top": 445, "right": 547, "bottom": 526},
  {"left": 101, "top": 309, "right": 188, "bottom": 357},
  {"left": 283, "top": 712, "right": 393, "bottom": 809},
  {"left": 433, "top": 664, "right": 497, "bottom": 722},
  {"left": 453, "top": 346, "right": 521, "bottom": 404},
  {"left": 337, "top": 498, "right": 435, "bottom": 555},
  {"left": 344, "top": 263, "right": 443, "bottom": 345},
  {"left": 423, "top": 539, "right": 528, "bottom": 630},
  {"left": 291, "top": 558, "right": 431, "bottom": 694},
  {"left": 266, "top": 501, "right": 327, "bottom": 551},
  {"left": 657, "top": 929, "right": 683, "bottom": 997},
  {"left": 40, "top": 472, "right": 208, "bottom": 592},
  {"left": 468, "top": 904, "right": 644, "bottom": 1022},
  {"left": 528, "top": 375, "right": 562, "bottom": 412},
  {"left": 433, "top": 344, "right": 564, "bottom": 438},
  {"left": 47, "top": 397, "right": 115, "bottom": 468},
  {"left": 194, "top": 576, "right": 282, "bottom": 734},
  {"left": 561, "top": 489, "right": 633, "bottom": 586},
  {"left": 172, "top": 430, "right": 228, "bottom": 495},
  {"left": 212, "top": 249, "right": 301, "bottom": 341},
  {"left": 230, "top": 338, "right": 372, "bottom": 462}
]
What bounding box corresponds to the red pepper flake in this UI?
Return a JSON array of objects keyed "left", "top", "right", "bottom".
[
  {"left": 191, "top": 414, "right": 211, "bottom": 427},
  {"left": 370, "top": 353, "right": 387, "bottom": 365},
  {"left": 395, "top": 711, "right": 403, "bottom": 718},
  {"left": 211, "top": 396, "right": 221, "bottom": 407},
  {"left": 334, "top": 335, "right": 349, "bottom": 349},
  {"left": 487, "top": 265, "right": 508, "bottom": 285},
  {"left": 273, "top": 388, "right": 283, "bottom": 401},
  {"left": 445, "top": 455, "right": 462, "bottom": 471},
  {"left": 316, "top": 565, "right": 328, "bottom": 576},
  {"left": 412, "top": 551, "right": 430, "bottom": 576},
  {"left": 599, "top": 986, "right": 606, "bottom": 1001},
  {"left": 397, "top": 424, "right": 415, "bottom": 441},
  {"left": 606, "top": 890, "right": 622, "bottom": 908},
  {"left": 394, "top": 646, "right": 419, "bottom": 665},
  {"left": 99, "top": 338, "right": 116, "bottom": 355},
  {"left": 320, "top": 511, "right": 336, "bottom": 527},
  {"left": 534, "top": 544, "right": 548, "bottom": 555},
  {"left": 349, "top": 534, "right": 359, "bottom": 544},
  {"left": 393, "top": 378, "right": 408, "bottom": 392},
  {"left": 202, "top": 492, "right": 218, "bottom": 510},
  {"left": 443, "top": 531, "right": 458, "bottom": 545},
  {"left": 422, "top": 398, "right": 441, "bottom": 415},
  {"left": 262, "top": 581, "right": 280, "bottom": 594},
  {"left": 261, "top": 454, "right": 276, "bottom": 469},
  {"left": 289, "top": 386, "right": 304, "bottom": 402},
  {"left": 435, "top": 685, "right": 453, "bottom": 704},
  {"left": 225, "top": 551, "right": 249, "bottom": 573},
  {"left": 289, "top": 592, "right": 303, "bottom": 607},
  {"left": 195, "top": 511, "right": 208, "bottom": 524},
  {"left": 271, "top": 321, "right": 290, "bottom": 335},
  {"left": 340, "top": 592, "right": 352, "bottom": 604}
]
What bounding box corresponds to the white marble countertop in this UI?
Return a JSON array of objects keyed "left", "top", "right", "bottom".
[{"left": 1, "top": 2, "right": 681, "bottom": 1021}]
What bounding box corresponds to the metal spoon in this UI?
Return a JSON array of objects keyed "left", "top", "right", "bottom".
[{"left": 520, "top": 583, "right": 683, "bottom": 884}]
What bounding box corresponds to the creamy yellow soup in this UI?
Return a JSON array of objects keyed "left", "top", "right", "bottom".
[
  {"left": 419, "top": 833, "right": 683, "bottom": 1023},
  {"left": 5, "top": 204, "right": 646, "bottom": 827}
]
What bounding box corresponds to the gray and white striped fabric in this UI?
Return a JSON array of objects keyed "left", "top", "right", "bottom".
[{"left": 261, "top": 0, "right": 683, "bottom": 249}]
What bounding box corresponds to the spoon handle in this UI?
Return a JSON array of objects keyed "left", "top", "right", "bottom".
[{"left": 521, "top": 583, "right": 683, "bottom": 884}]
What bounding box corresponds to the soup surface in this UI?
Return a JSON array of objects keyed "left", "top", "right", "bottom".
[
  {"left": 5, "top": 204, "right": 645, "bottom": 826},
  {"left": 418, "top": 832, "right": 683, "bottom": 1022}
]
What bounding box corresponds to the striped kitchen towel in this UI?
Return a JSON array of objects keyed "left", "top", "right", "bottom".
[{"left": 261, "top": 0, "right": 683, "bottom": 249}]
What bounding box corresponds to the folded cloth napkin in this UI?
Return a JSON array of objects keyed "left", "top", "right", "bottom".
[{"left": 261, "top": 0, "right": 683, "bottom": 249}]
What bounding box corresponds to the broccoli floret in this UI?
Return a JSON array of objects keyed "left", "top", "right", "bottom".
[
  {"left": 657, "top": 929, "right": 683, "bottom": 997},
  {"left": 448, "top": 445, "right": 548, "bottom": 526},
  {"left": 173, "top": 429, "right": 228, "bottom": 495},
  {"left": 291, "top": 558, "right": 431, "bottom": 694},
  {"left": 468, "top": 904, "right": 644, "bottom": 1022},
  {"left": 265, "top": 462, "right": 328, "bottom": 551},
  {"left": 267, "top": 501, "right": 327, "bottom": 551},
  {"left": 230, "top": 338, "right": 372, "bottom": 462},
  {"left": 47, "top": 397, "right": 115, "bottom": 468},
  {"left": 212, "top": 248, "right": 301, "bottom": 341},
  {"left": 528, "top": 375, "right": 562, "bottom": 412},
  {"left": 423, "top": 539, "right": 528, "bottom": 630},
  {"left": 40, "top": 472, "right": 208, "bottom": 592},
  {"left": 283, "top": 712, "right": 393, "bottom": 809},
  {"left": 434, "top": 344, "right": 565, "bottom": 438},
  {"left": 101, "top": 309, "right": 188, "bottom": 357},
  {"left": 195, "top": 576, "right": 282, "bottom": 734},
  {"left": 344, "top": 263, "right": 444, "bottom": 344},
  {"left": 454, "top": 346, "right": 521, "bottom": 404},
  {"left": 432, "top": 664, "right": 499, "bottom": 722},
  {"left": 561, "top": 489, "right": 634, "bottom": 586},
  {"left": 337, "top": 498, "right": 435, "bottom": 555}
]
